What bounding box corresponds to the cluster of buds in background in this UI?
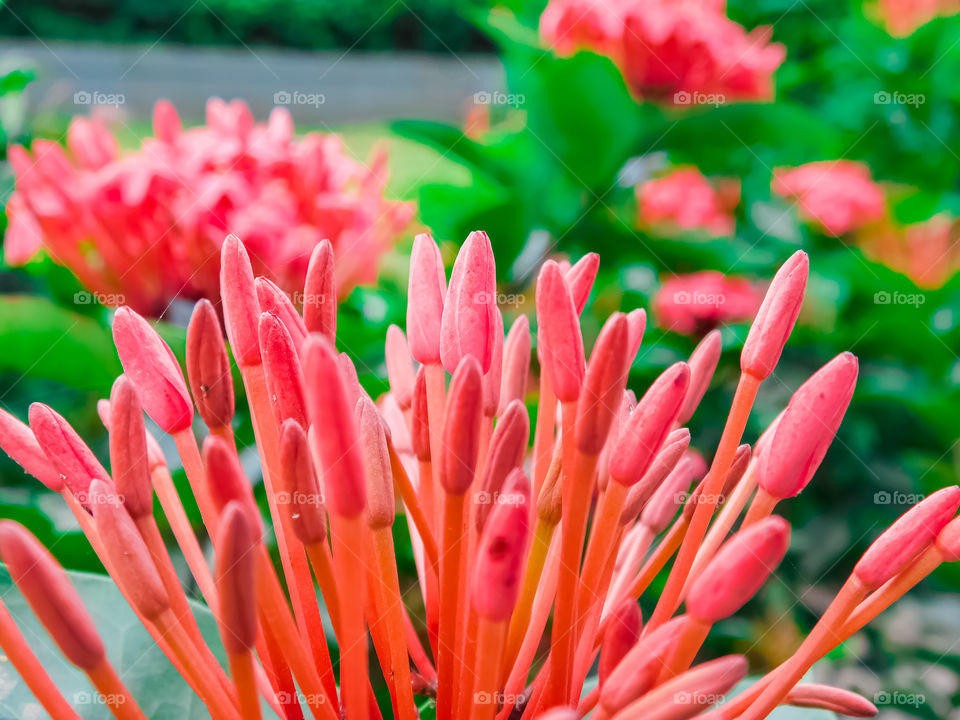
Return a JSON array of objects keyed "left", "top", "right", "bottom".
[{"left": 1, "top": 231, "right": 958, "bottom": 720}]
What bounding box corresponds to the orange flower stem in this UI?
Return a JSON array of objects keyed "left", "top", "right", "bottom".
[
  {"left": 657, "top": 617, "right": 712, "bottom": 682},
  {"left": 546, "top": 400, "right": 597, "bottom": 707},
  {"left": 470, "top": 619, "right": 507, "bottom": 720},
  {"left": 257, "top": 619, "right": 301, "bottom": 720},
  {"left": 388, "top": 442, "right": 440, "bottom": 572},
  {"left": 304, "top": 541, "right": 342, "bottom": 641},
  {"left": 229, "top": 650, "right": 262, "bottom": 720},
  {"left": 425, "top": 363, "right": 447, "bottom": 529},
  {"left": 403, "top": 604, "right": 438, "bottom": 684},
  {"left": 171, "top": 428, "right": 220, "bottom": 535},
  {"left": 531, "top": 374, "right": 557, "bottom": 506},
  {"left": 212, "top": 422, "right": 237, "bottom": 447},
  {"left": 577, "top": 686, "right": 600, "bottom": 717},
  {"left": 575, "top": 481, "right": 628, "bottom": 637},
  {"left": 502, "top": 518, "right": 556, "bottom": 684},
  {"left": 437, "top": 490, "right": 467, "bottom": 720},
  {"left": 456, "top": 608, "right": 480, "bottom": 720},
  {"left": 741, "top": 486, "right": 779, "bottom": 528},
  {"left": 328, "top": 513, "right": 369, "bottom": 720},
  {"left": 648, "top": 372, "right": 762, "bottom": 631},
  {"left": 627, "top": 517, "right": 688, "bottom": 603},
  {"left": 0, "top": 600, "right": 80, "bottom": 720},
  {"left": 85, "top": 657, "right": 148, "bottom": 720},
  {"left": 364, "top": 536, "right": 398, "bottom": 713},
  {"left": 417, "top": 457, "right": 441, "bottom": 658}
]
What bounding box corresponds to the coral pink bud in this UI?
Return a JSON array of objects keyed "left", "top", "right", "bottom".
[
  {"left": 303, "top": 335, "right": 367, "bottom": 518},
  {"left": 576, "top": 313, "right": 630, "bottom": 455},
  {"left": 98, "top": 400, "right": 167, "bottom": 471},
  {"left": 688, "top": 515, "right": 790, "bottom": 622},
  {"left": 303, "top": 239, "right": 337, "bottom": 342},
  {"left": 472, "top": 469, "right": 530, "bottom": 620},
  {"left": 741, "top": 250, "right": 809, "bottom": 379},
  {"left": 440, "top": 230, "right": 497, "bottom": 374},
  {"left": 723, "top": 444, "right": 752, "bottom": 496},
  {"left": 760, "top": 352, "right": 858, "bottom": 499},
  {"left": 936, "top": 516, "right": 960, "bottom": 561},
  {"left": 627, "top": 308, "right": 647, "bottom": 360},
  {"left": 476, "top": 399, "right": 529, "bottom": 530},
  {"left": 67, "top": 117, "right": 117, "bottom": 170},
  {"left": 29, "top": 403, "right": 109, "bottom": 500},
  {"left": 599, "top": 390, "right": 637, "bottom": 492},
  {"left": 483, "top": 307, "right": 504, "bottom": 416},
  {"left": 88, "top": 479, "right": 170, "bottom": 620},
  {"left": 202, "top": 436, "right": 261, "bottom": 535},
  {"left": 0, "top": 521, "right": 106, "bottom": 669},
  {"left": 784, "top": 685, "right": 877, "bottom": 717},
  {"left": 565, "top": 252, "right": 600, "bottom": 314},
  {"left": 855, "top": 486, "right": 960, "bottom": 589},
  {"left": 410, "top": 367, "right": 431, "bottom": 461},
  {"left": 0, "top": 409, "right": 61, "bottom": 491},
  {"left": 216, "top": 502, "right": 259, "bottom": 655},
  {"left": 112, "top": 307, "right": 194, "bottom": 433},
  {"left": 385, "top": 325, "right": 417, "bottom": 410},
  {"left": 499, "top": 314, "right": 530, "bottom": 413},
  {"left": 640, "top": 452, "right": 705, "bottom": 533},
  {"left": 108, "top": 377, "right": 153, "bottom": 518},
  {"left": 536, "top": 260, "right": 585, "bottom": 402},
  {"left": 754, "top": 412, "right": 782, "bottom": 460},
  {"left": 356, "top": 396, "right": 395, "bottom": 529},
  {"left": 678, "top": 329, "right": 722, "bottom": 425},
  {"left": 256, "top": 277, "right": 308, "bottom": 350},
  {"left": 186, "top": 299, "right": 235, "bottom": 430},
  {"left": 407, "top": 233, "right": 446, "bottom": 364},
  {"left": 259, "top": 312, "right": 307, "bottom": 427},
  {"left": 599, "top": 599, "right": 642, "bottom": 686},
  {"left": 620, "top": 428, "right": 691, "bottom": 524},
  {"left": 279, "top": 419, "right": 327, "bottom": 545},
  {"left": 439, "top": 356, "right": 484, "bottom": 494},
  {"left": 220, "top": 235, "right": 262, "bottom": 367},
  {"left": 153, "top": 99, "right": 182, "bottom": 144},
  {"left": 609, "top": 362, "right": 690, "bottom": 486}
]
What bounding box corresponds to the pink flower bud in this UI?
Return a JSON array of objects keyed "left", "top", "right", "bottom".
[
  {"left": 256, "top": 277, "right": 308, "bottom": 350},
  {"left": 627, "top": 308, "right": 647, "bottom": 360},
  {"left": 259, "top": 312, "right": 307, "bottom": 427},
  {"left": 356, "top": 396, "right": 395, "bottom": 529},
  {"left": 440, "top": 231, "right": 497, "bottom": 374},
  {"left": 112, "top": 307, "right": 194, "bottom": 433},
  {"left": 476, "top": 399, "right": 529, "bottom": 530},
  {"left": 202, "top": 435, "right": 261, "bottom": 536},
  {"left": 784, "top": 685, "right": 877, "bottom": 718},
  {"left": 678, "top": 329, "right": 722, "bottom": 425},
  {"left": 410, "top": 367, "right": 431, "bottom": 461},
  {"left": 620, "top": 428, "right": 691, "bottom": 524},
  {"left": 483, "top": 307, "right": 504, "bottom": 416},
  {"left": 108, "top": 377, "right": 153, "bottom": 518},
  {"left": 855, "top": 485, "right": 960, "bottom": 589},
  {"left": 609, "top": 362, "right": 690, "bottom": 486},
  {"left": 216, "top": 502, "right": 260, "bottom": 655},
  {"left": 935, "top": 515, "right": 960, "bottom": 561},
  {"left": 565, "top": 252, "right": 600, "bottom": 314},
  {"left": 439, "top": 356, "right": 484, "bottom": 495},
  {"left": 576, "top": 313, "right": 631, "bottom": 455},
  {"left": 640, "top": 451, "right": 706, "bottom": 533},
  {"left": 88, "top": 479, "right": 170, "bottom": 620},
  {"left": 303, "top": 239, "right": 337, "bottom": 342},
  {"left": 760, "top": 352, "right": 858, "bottom": 499},
  {"left": 740, "top": 250, "right": 808, "bottom": 379},
  {"left": 537, "top": 452, "right": 564, "bottom": 525},
  {"left": 0, "top": 521, "right": 105, "bottom": 669},
  {"left": 303, "top": 335, "right": 367, "bottom": 518},
  {"left": 472, "top": 468, "right": 530, "bottom": 621},
  {"left": 599, "top": 599, "right": 642, "bottom": 687},
  {"left": 29, "top": 403, "right": 109, "bottom": 501},
  {"left": 186, "top": 299, "right": 235, "bottom": 430},
  {"left": 598, "top": 390, "right": 637, "bottom": 492},
  {"left": 220, "top": 235, "right": 262, "bottom": 367},
  {"left": 338, "top": 352, "right": 363, "bottom": 408},
  {"left": 153, "top": 99, "right": 182, "bottom": 144},
  {"left": 0, "top": 408, "right": 61, "bottom": 491},
  {"left": 687, "top": 515, "right": 790, "bottom": 622},
  {"left": 407, "top": 233, "right": 446, "bottom": 364},
  {"left": 385, "top": 325, "right": 417, "bottom": 410},
  {"left": 536, "top": 260, "right": 585, "bottom": 402},
  {"left": 279, "top": 419, "right": 327, "bottom": 545},
  {"left": 499, "top": 314, "right": 531, "bottom": 413}
]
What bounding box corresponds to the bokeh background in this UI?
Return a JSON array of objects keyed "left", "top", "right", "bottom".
[{"left": 2, "top": 0, "right": 960, "bottom": 717}]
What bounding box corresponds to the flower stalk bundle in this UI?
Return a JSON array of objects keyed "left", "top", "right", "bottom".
[{"left": 1, "top": 232, "right": 959, "bottom": 720}]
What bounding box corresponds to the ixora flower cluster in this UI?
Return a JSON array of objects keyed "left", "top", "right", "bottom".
[
  {"left": 5, "top": 99, "right": 413, "bottom": 315},
  {"left": 539, "top": 0, "right": 785, "bottom": 104},
  {"left": 2, "top": 233, "right": 959, "bottom": 720}
]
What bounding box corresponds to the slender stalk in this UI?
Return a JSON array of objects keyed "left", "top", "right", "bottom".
[
  {"left": 531, "top": 374, "right": 557, "bottom": 505},
  {"left": 329, "top": 513, "right": 369, "bottom": 720},
  {"left": 171, "top": 429, "right": 220, "bottom": 534},
  {"left": 627, "top": 517, "right": 688, "bottom": 603},
  {"left": 741, "top": 486, "right": 778, "bottom": 528},
  {"left": 575, "top": 481, "right": 628, "bottom": 636},
  {"left": 403, "top": 605, "right": 438, "bottom": 684},
  {"left": 470, "top": 619, "right": 507, "bottom": 720},
  {"left": 418, "top": 456, "right": 441, "bottom": 657},
  {"left": 437, "top": 490, "right": 468, "bottom": 720},
  {"left": 424, "top": 363, "right": 447, "bottom": 529},
  {"left": 86, "top": 658, "right": 148, "bottom": 720},
  {"left": 229, "top": 651, "right": 262, "bottom": 720},
  {"left": 656, "top": 616, "right": 711, "bottom": 681},
  {"left": 304, "top": 541, "right": 342, "bottom": 641},
  {"left": 648, "top": 373, "right": 761, "bottom": 630},
  {"left": 389, "top": 442, "right": 440, "bottom": 571}
]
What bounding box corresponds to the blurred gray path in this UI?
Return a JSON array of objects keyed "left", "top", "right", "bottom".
[{"left": 0, "top": 39, "right": 505, "bottom": 124}]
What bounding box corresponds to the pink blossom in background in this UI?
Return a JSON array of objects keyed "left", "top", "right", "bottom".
[
  {"left": 654, "top": 271, "right": 764, "bottom": 334},
  {"left": 871, "top": 0, "right": 960, "bottom": 36},
  {"left": 637, "top": 167, "right": 740, "bottom": 237},
  {"left": 539, "top": 0, "right": 785, "bottom": 104},
  {"left": 772, "top": 160, "right": 886, "bottom": 237},
  {"left": 858, "top": 214, "right": 960, "bottom": 289},
  {"left": 6, "top": 99, "right": 414, "bottom": 315}
]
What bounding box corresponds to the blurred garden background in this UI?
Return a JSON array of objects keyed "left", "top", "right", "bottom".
[{"left": 2, "top": 0, "right": 960, "bottom": 717}]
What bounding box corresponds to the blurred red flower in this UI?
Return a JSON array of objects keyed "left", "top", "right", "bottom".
[
  {"left": 858, "top": 213, "right": 960, "bottom": 288},
  {"left": 637, "top": 167, "right": 740, "bottom": 237},
  {"left": 654, "top": 271, "right": 764, "bottom": 334},
  {"left": 871, "top": 0, "right": 960, "bottom": 36}
]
